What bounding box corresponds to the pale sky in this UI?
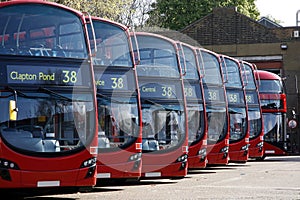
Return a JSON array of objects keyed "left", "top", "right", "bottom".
[{"left": 255, "top": 0, "right": 300, "bottom": 27}]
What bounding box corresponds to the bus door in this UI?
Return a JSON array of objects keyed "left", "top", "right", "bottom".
[{"left": 134, "top": 32, "right": 188, "bottom": 178}]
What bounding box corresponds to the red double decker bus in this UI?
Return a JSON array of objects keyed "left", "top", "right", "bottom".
[
  {"left": 220, "top": 55, "right": 249, "bottom": 163},
  {"left": 254, "top": 70, "right": 288, "bottom": 159},
  {"left": 0, "top": 1, "right": 98, "bottom": 190},
  {"left": 133, "top": 32, "right": 189, "bottom": 178},
  {"left": 239, "top": 61, "right": 264, "bottom": 159},
  {"left": 200, "top": 49, "right": 229, "bottom": 165},
  {"left": 179, "top": 43, "right": 207, "bottom": 169},
  {"left": 87, "top": 17, "right": 142, "bottom": 182}
]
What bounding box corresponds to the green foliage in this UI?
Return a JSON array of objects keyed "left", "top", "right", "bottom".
[
  {"left": 52, "top": 0, "right": 133, "bottom": 24},
  {"left": 147, "top": 0, "right": 260, "bottom": 30}
]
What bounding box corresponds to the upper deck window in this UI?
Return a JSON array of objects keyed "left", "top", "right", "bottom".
[
  {"left": 88, "top": 21, "right": 133, "bottom": 67},
  {"left": 0, "top": 4, "right": 87, "bottom": 59},
  {"left": 201, "top": 52, "right": 222, "bottom": 85},
  {"left": 259, "top": 80, "right": 283, "bottom": 94},
  {"left": 135, "top": 36, "right": 179, "bottom": 78},
  {"left": 222, "top": 58, "right": 242, "bottom": 88},
  {"left": 182, "top": 45, "right": 198, "bottom": 80}
]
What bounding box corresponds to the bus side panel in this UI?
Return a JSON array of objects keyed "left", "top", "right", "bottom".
[
  {"left": 263, "top": 142, "right": 288, "bottom": 156},
  {"left": 142, "top": 161, "right": 187, "bottom": 178},
  {"left": 249, "top": 136, "right": 264, "bottom": 158},
  {"left": 0, "top": 145, "right": 96, "bottom": 188},
  {"left": 141, "top": 147, "right": 188, "bottom": 178},
  {"left": 229, "top": 140, "right": 249, "bottom": 163},
  {"left": 207, "top": 143, "right": 229, "bottom": 165},
  {"left": 188, "top": 140, "right": 207, "bottom": 169},
  {"left": 96, "top": 146, "right": 142, "bottom": 179}
]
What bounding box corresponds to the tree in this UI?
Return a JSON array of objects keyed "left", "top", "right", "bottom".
[
  {"left": 147, "top": 0, "right": 260, "bottom": 30},
  {"left": 120, "top": 0, "right": 155, "bottom": 27},
  {"left": 264, "top": 14, "right": 283, "bottom": 25},
  {"left": 52, "top": 0, "right": 133, "bottom": 24}
]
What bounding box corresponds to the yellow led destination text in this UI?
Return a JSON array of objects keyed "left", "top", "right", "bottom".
[
  {"left": 111, "top": 77, "right": 124, "bottom": 89},
  {"left": 142, "top": 86, "right": 156, "bottom": 93},
  {"left": 162, "top": 86, "right": 173, "bottom": 97},
  {"left": 228, "top": 93, "right": 238, "bottom": 103},
  {"left": 10, "top": 71, "right": 55, "bottom": 82},
  {"left": 96, "top": 80, "right": 105, "bottom": 86},
  {"left": 9, "top": 69, "right": 78, "bottom": 84},
  {"left": 246, "top": 95, "right": 252, "bottom": 103},
  {"left": 184, "top": 87, "right": 194, "bottom": 97},
  {"left": 208, "top": 91, "right": 217, "bottom": 100},
  {"left": 10, "top": 71, "right": 36, "bottom": 82}
]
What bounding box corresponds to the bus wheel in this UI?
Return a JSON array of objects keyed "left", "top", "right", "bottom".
[
  {"left": 78, "top": 186, "right": 94, "bottom": 193},
  {"left": 256, "top": 155, "right": 266, "bottom": 161}
]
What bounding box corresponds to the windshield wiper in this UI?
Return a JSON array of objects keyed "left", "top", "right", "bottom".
[
  {"left": 38, "top": 87, "right": 72, "bottom": 102},
  {"left": 97, "top": 92, "right": 135, "bottom": 104},
  {"left": 5, "top": 86, "right": 27, "bottom": 98},
  {"left": 142, "top": 98, "right": 162, "bottom": 107}
]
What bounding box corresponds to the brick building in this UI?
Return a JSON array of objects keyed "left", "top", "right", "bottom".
[{"left": 178, "top": 7, "right": 300, "bottom": 154}]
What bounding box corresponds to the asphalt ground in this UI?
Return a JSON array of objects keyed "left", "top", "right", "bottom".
[{"left": 5, "top": 155, "right": 300, "bottom": 200}]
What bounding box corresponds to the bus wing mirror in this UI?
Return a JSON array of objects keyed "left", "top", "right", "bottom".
[{"left": 9, "top": 100, "right": 18, "bottom": 121}]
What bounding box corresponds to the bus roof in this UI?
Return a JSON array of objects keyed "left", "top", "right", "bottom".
[
  {"left": 133, "top": 31, "right": 178, "bottom": 44},
  {"left": 254, "top": 70, "right": 281, "bottom": 81},
  {"left": 88, "top": 16, "right": 129, "bottom": 32},
  {"left": 0, "top": 0, "right": 84, "bottom": 18}
]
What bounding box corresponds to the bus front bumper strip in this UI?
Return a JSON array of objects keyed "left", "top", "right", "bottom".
[{"left": 0, "top": 157, "right": 97, "bottom": 182}]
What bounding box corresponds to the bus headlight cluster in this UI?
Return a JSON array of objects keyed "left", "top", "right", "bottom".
[
  {"left": 128, "top": 153, "right": 142, "bottom": 161},
  {"left": 256, "top": 142, "right": 263, "bottom": 148},
  {"left": 80, "top": 157, "right": 97, "bottom": 168},
  {"left": 256, "top": 142, "right": 263, "bottom": 152},
  {"left": 129, "top": 153, "right": 142, "bottom": 170},
  {"left": 176, "top": 154, "right": 188, "bottom": 163},
  {"left": 176, "top": 154, "right": 188, "bottom": 170},
  {"left": 198, "top": 148, "right": 207, "bottom": 156},
  {"left": 0, "top": 158, "right": 19, "bottom": 170},
  {"left": 241, "top": 144, "right": 250, "bottom": 151},
  {"left": 220, "top": 146, "right": 229, "bottom": 153}
]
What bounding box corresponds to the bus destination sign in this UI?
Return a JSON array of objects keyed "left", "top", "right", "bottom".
[
  {"left": 184, "top": 84, "right": 201, "bottom": 99},
  {"left": 7, "top": 65, "right": 83, "bottom": 86},
  {"left": 94, "top": 72, "right": 130, "bottom": 91},
  {"left": 204, "top": 88, "right": 221, "bottom": 102},
  {"left": 226, "top": 90, "right": 244, "bottom": 104},
  {"left": 140, "top": 82, "right": 177, "bottom": 99}
]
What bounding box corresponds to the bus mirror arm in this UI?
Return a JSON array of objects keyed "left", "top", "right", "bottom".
[{"left": 83, "top": 12, "right": 97, "bottom": 57}]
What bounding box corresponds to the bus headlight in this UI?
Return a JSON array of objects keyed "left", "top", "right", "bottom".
[
  {"left": 80, "top": 157, "right": 97, "bottom": 179},
  {"left": 176, "top": 154, "right": 188, "bottom": 170},
  {"left": 256, "top": 142, "right": 263, "bottom": 148},
  {"left": 0, "top": 158, "right": 19, "bottom": 170},
  {"left": 256, "top": 142, "right": 263, "bottom": 152},
  {"left": 198, "top": 148, "right": 207, "bottom": 156},
  {"left": 176, "top": 154, "right": 188, "bottom": 162},
  {"left": 241, "top": 144, "right": 249, "bottom": 151},
  {"left": 80, "top": 157, "right": 97, "bottom": 168},
  {"left": 128, "top": 153, "right": 142, "bottom": 162},
  {"left": 220, "top": 146, "right": 229, "bottom": 153},
  {"left": 0, "top": 158, "right": 20, "bottom": 181}
]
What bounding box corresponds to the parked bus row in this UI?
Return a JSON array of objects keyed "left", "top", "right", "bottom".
[{"left": 0, "top": 0, "right": 288, "bottom": 192}]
